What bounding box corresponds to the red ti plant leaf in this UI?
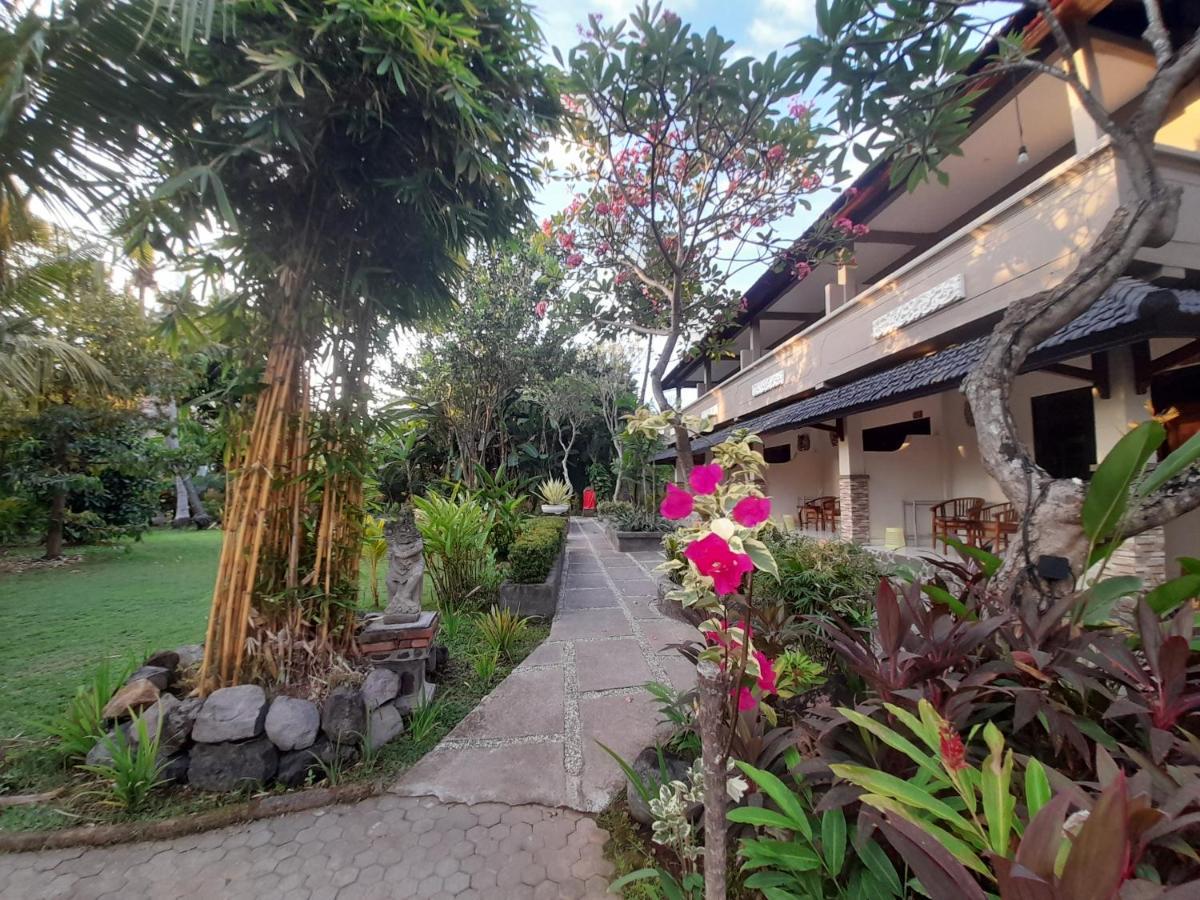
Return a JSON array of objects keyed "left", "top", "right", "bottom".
[
  {"left": 877, "top": 578, "right": 903, "bottom": 657},
  {"left": 1057, "top": 774, "right": 1130, "bottom": 900},
  {"left": 991, "top": 859, "right": 1056, "bottom": 900},
  {"left": 1013, "top": 793, "right": 1071, "bottom": 881},
  {"left": 869, "top": 810, "right": 988, "bottom": 900}
]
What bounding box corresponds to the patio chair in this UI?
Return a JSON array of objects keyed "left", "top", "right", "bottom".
[
  {"left": 802, "top": 496, "right": 839, "bottom": 533},
  {"left": 974, "top": 501, "right": 1018, "bottom": 552},
  {"left": 930, "top": 497, "right": 985, "bottom": 550}
]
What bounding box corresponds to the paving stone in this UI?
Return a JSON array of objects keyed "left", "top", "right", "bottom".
[
  {"left": 515, "top": 641, "right": 563, "bottom": 668},
  {"left": 564, "top": 573, "right": 611, "bottom": 589},
  {"left": 549, "top": 607, "right": 632, "bottom": 641},
  {"left": 449, "top": 666, "right": 563, "bottom": 740},
  {"left": 578, "top": 690, "right": 663, "bottom": 811},
  {"left": 574, "top": 637, "right": 654, "bottom": 692},
  {"left": 398, "top": 741, "right": 569, "bottom": 807},
  {"left": 560, "top": 587, "right": 620, "bottom": 610}
]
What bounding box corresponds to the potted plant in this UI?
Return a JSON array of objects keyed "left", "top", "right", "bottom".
[{"left": 537, "top": 478, "right": 573, "bottom": 515}]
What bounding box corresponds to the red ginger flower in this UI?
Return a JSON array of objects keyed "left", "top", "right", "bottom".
[
  {"left": 660, "top": 483, "right": 694, "bottom": 520},
  {"left": 731, "top": 495, "right": 771, "bottom": 527},
  {"left": 688, "top": 463, "right": 723, "bottom": 495},
  {"left": 939, "top": 723, "right": 967, "bottom": 773},
  {"left": 683, "top": 533, "right": 753, "bottom": 595}
]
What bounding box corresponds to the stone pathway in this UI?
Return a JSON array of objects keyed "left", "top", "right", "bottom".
[{"left": 0, "top": 519, "right": 699, "bottom": 899}]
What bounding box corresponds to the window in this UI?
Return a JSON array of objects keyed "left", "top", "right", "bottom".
[
  {"left": 763, "top": 443, "right": 792, "bottom": 464},
  {"left": 1152, "top": 364, "right": 1200, "bottom": 453},
  {"left": 1031, "top": 388, "right": 1095, "bottom": 480},
  {"left": 863, "top": 417, "right": 931, "bottom": 452}
]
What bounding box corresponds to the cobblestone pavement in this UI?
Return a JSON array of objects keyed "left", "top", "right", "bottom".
[{"left": 0, "top": 518, "right": 698, "bottom": 899}]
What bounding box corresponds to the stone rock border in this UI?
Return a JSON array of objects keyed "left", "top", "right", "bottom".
[
  {"left": 603, "top": 523, "right": 667, "bottom": 553},
  {"left": 0, "top": 780, "right": 381, "bottom": 854},
  {"left": 496, "top": 539, "right": 566, "bottom": 620}
]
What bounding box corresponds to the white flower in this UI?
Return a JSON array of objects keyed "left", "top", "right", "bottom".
[
  {"left": 726, "top": 774, "right": 749, "bottom": 803},
  {"left": 710, "top": 517, "right": 736, "bottom": 541}
]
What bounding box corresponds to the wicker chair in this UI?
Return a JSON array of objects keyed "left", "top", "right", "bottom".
[
  {"left": 931, "top": 497, "right": 985, "bottom": 550},
  {"left": 974, "top": 501, "right": 1018, "bottom": 552}
]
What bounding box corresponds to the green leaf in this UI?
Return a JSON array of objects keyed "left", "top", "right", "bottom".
[
  {"left": 980, "top": 724, "right": 1014, "bottom": 856},
  {"left": 941, "top": 536, "right": 1001, "bottom": 577},
  {"left": 739, "top": 838, "right": 822, "bottom": 873},
  {"left": 607, "top": 868, "right": 680, "bottom": 898},
  {"left": 838, "top": 707, "right": 944, "bottom": 780},
  {"left": 1081, "top": 575, "right": 1143, "bottom": 625},
  {"left": 921, "top": 583, "right": 971, "bottom": 619},
  {"left": 1082, "top": 421, "right": 1165, "bottom": 543},
  {"left": 728, "top": 806, "right": 808, "bottom": 833},
  {"left": 743, "top": 537, "right": 779, "bottom": 581},
  {"left": 858, "top": 838, "right": 903, "bottom": 896},
  {"left": 821, "top": 808, "right": 846, "bottom": 876},
  {"left": 1136, "top": 429, "right": 1200, "bottom": 497},
  {"left": 1145, "top": 573, "right": 1200, "bottom": 615},
  {"left": 829, "top": 764, "right": 975, "bottom": 836},
  {"left": 1024, "top": 758, "right": 1051, "bottom": 818},
  {"left": 735, "top": 762, "right": 812, "bottom": 840}
]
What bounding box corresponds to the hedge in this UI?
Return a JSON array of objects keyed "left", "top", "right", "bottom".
[{"left": 507, "top": 516, "right": 567, "bottom": 584}]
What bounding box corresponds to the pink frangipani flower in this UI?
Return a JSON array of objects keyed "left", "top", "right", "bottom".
[
  {"left": 688, "top": 463, "right": 724, "bottom": 495},
  {"left": 683, "top": 533, "right": 752, "bottom": 595},
  {"left": 731, "top": 495, "right": 771, "bottom": 527},
  {"left": 659, "top": 483, "right": 694, "bottom": 520}
]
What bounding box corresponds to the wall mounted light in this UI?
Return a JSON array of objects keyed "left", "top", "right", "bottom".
[{"left": 1015, "top": 91, "right": 1030, "bottom": 165}]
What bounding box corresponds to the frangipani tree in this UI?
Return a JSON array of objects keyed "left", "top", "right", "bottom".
[{"left": 546, "top": 3, "right": 859, "bottom": 473}]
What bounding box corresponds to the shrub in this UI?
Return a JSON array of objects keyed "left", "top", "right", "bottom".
[
  {"left": 476, "top": 605, "right": 532, "bottom": 658},
  {"left": 757, "top": 531, "right": 880, "bottom": 629},
  {"left": 79, "top": 712, "right": 166, "bottom": 813},
  {"left": 49, "top": 658, "right": 134, "bottom": 760},
  {"left": 413, "top": 492, "right": 495, "bottom": 609},
  {"left": 536, "top": 477, "right": 573, "bottom": 507},
  {"left": 587, "top": 461, "right": 615, "bottom": 500},
  {"left": 507, "top": 515, "right": 566, "bottom": 584},
  {"left": 599, "top": 499, "right": 670, "bottom": 533}
]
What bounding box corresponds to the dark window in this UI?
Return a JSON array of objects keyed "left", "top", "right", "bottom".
[
  {"left": 1151, "top": 363, "right": 1200, "bottom": 453},
  {"left": 692, "top": 453, "right": 706, "bottom": 466},
  {"left": 1032, "top": 388, "right": 1095, "bottom": 479},
  {"left": 763, "top": 444, "right": 792, "bottom": 464},
  {"left": 863, "top": 417, "right": 932, "bottom": 452}
]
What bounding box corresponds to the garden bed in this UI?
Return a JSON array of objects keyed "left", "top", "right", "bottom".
[
  {"left": 497, "top": 540, "right": 565, "bottom": 619},
  {"left": 604, "top": 522, "right": 666, "bottom": 553},
  {"left": 496, "top": 515, "right": 568, "bottom": 619}
]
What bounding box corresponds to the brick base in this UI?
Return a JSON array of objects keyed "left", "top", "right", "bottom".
[
  {"left": 839, "top": 474, "right": 870, "bottom": 545},
  {"left": 1106, "top": 527, "right": 1167, "bottom": 587}
]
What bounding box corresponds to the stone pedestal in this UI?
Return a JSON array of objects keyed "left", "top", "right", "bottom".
[{"left": 358, "top": 610, "right": 441, "bottom": 711}]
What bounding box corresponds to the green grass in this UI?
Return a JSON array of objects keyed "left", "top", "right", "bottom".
[
  {"left": 0, "top": 527, "right": 547, "bottom": 832},
  {"left": 0, "top": 530, "right": 223, "bottom": 738}
]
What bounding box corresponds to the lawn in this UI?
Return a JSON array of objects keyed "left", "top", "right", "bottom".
[{"left": 0, "top": 530, "right": 223, "bottom": 738}]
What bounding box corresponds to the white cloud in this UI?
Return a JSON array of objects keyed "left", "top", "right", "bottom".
[{"left": 744, "top": 0, "right": 816, "bottom": 57}]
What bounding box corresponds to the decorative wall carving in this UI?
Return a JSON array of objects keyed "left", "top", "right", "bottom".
[
  {"left": 751, "top": 370, "right": 785, "bottom": 397},
  {"left": 871, "top": 274, "right": 966, "bottom": 340}
]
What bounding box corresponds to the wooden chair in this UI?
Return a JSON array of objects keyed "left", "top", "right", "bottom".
[
  {"left": 974, "top": 501, "right": 1018, "bottom": 552},
  {"left": 931, "top": 497, "right": 985, "bottom": 550},
  {"left": 802, "top": 496, "right": 836, "bottom": 531}
]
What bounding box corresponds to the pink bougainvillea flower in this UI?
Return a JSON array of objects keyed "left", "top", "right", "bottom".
[
  {"left": 689, "top": 463, "right": 724, "bottom": 495},
  {"left": 731, "top": 495, "right": 771, "bottom": 527},
  {"left": 735, "top": 686, "right": 756, "bottom": 712},
  {"left": 660, "top": 483, "right": 694, "bottom": 520},
  {"left": 534, "top": 300, "right": 548, "bottom": 320},
  {"left": 753, "top": 650, "right": 777, "bottom": 695},
  {"left": 565, "top": 253, "right": 584, "bottom": 269},
  {"left": 683, "top": 533, "right": 753, "bottom": 595}
]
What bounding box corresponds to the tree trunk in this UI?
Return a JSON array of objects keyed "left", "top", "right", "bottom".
[
  {"left": 44, "top": 488, "right": 66, "bottom": 560},
  {"left": 172, "top": 476, "right": 191, "bottom": 528},
  {"left": 183, "top": 476, "right": 213, "bottom": 527},
  {"left": 697, "top": 659, "right": 731, "bottom": 900},
  {"left": 611, "top": 438, "right": 625, "bottom": 502}
]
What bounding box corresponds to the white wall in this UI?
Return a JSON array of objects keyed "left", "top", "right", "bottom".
[{"left": 760, "top": 428, "right": 839, "bottom": 524}]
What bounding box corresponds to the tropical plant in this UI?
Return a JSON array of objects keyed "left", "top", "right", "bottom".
[
  {"left": 406, "top": 696, "right": 444, "bottom": 746},
  {"left": 79, "top": 712, "right": 166, "bottom": 813},
  {"left": 507, "top": 516, "right": 567, "bottom": 584},
  {"left": 48, "top": 658, "right": 135, "bottom": 760},
  {"left": 773, "top": 649, "right": 825, "bottom": 700},
  {"left": 413, "top": 493, "right": 495, "bottom": 610},
  {"left": 536, "top": 478, "right": 573, "bottom": 508},
  {"left": 758, "top": 531, "right": 881, "bottom": 636},
  {"left": 732, "top": 761, "right": 904, "bottom": 899},
  {"left": 471, "top": 649, "right": 500, "bottom": 686},
  {"left": 476, "top": 606, "right": 531, "bottom": 660}
]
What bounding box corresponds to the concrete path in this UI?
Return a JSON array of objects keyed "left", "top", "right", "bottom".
[
  {"left": 0, "top": 518, "right": 699, "bottom": 899},
  {"left": 398, "top": 517, "right": 697, "bottom": 812}
]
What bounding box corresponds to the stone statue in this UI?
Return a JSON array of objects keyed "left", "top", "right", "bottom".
[{"left": 383, "top": 508, "right": 424, "bottom": 624}]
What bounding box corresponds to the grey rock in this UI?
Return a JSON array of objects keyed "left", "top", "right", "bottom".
[
  {"left": 264, "top": 696, "right": 320, "bottom": 752},
  {"left": 127, "top": 665, "right": 172, "bottom": 691},
  {"left": 143, "top": 650, "right": 180, "bottom": 672},
  {"left": 84, "top": 725, "right": 129, "bottom": 768},
  {"left": 162, "top": 697, "right": 202, "bottom": 753},
  {"left": 173, "top": 644, "right": 204, "bottom": 670},
  {"left": 133, "top": 693, "right": 180, "bottom": 751},
  {"left": 361, "top": 668, "right": 399, "bottom": 711},
  {"left": 187, "top": 738, "right": 277, "bottom": 792},
  {"left": 366, "top": 702, "right": 404, "bottom": 750},
  {"left": 275, "top": 735, "right": 359, "bottom": 788},
  {"left": 321, "top": 687, "right": 365, "bottom": 744},
  {"left": 157, "top": 751, "right": 190, "bottom": 785},
  {"left": 191, "top": 684, "right": 267, "bottom": 743}
]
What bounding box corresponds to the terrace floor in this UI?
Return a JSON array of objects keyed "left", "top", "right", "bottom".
[{"left": 0, "top": 518, "right": 697, "bottom": 900}]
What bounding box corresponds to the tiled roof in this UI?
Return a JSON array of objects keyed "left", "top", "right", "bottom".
[{"left": 658, "top": 279, "right": 1200, "bottom": 460}]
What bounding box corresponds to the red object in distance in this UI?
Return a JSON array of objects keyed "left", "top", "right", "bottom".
[{"left": 582, "top": 487, "right": 597, "bottom": 510}]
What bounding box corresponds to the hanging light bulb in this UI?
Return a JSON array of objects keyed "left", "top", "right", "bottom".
[{"left": 1014, "top": 91, "right": 1029, "bottom": 165}]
